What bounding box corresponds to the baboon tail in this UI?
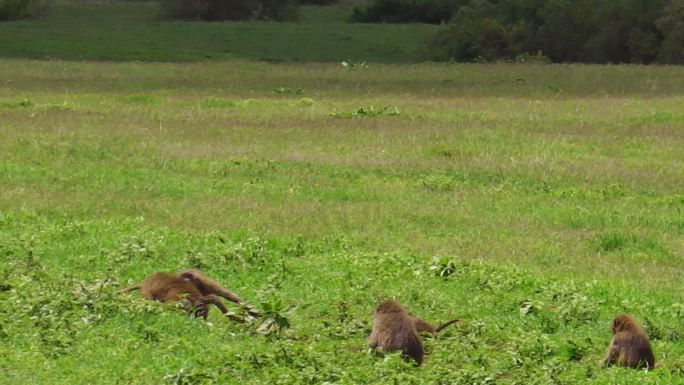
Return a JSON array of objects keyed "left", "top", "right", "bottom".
[
  {"left": 435, "top": 318, "right": 462, "bottom": 333},
  {"left": 117, "top": 284, "right": 142, "bottom": 294}
]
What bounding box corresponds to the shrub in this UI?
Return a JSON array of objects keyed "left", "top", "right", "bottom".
[
  {"left": 350, "top": 0, "right": 464, "bottom": 24},
  {"left": 158, "top": 0, "right": 298, "bottom": 21},
  {"left": 576, "top": 0, "right": 664, "bottom": 63},
  {"left": 205, "top": 0, "right": 258, "bottom": 21},
  {"left": 657, "top": 0, "right": 684, "bottom": 64},
  {"left": 424, "top": 0, "right": 514, "bottom": 61},
  {"left": 424, "top": 0, "right": 673, "bottom": 64},
  {"left": 158, "top": 0, "right": 207, "bottom": 20},
  {"left": 254, "top": 0, "right": 299, "bottom": 21},
  {"left": 297, "top": 0, "right": 336, "bottom": 5},
  {"left": 0, "top": 0, "right": 52, "bottom": 21}
]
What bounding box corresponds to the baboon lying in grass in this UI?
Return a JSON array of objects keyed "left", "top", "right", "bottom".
[
  {"left": 368, "top": 300, "right": 460, "bottom": 365},
  {"left": 601, "top": 314, "right": 655, "bottom": 370},
  {"left": 119, "top": 269, "right": 260, "bottom": 321}
]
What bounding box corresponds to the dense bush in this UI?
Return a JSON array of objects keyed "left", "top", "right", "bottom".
[
  {"left": 0, "top": 0, "right": 51, "bottom": 21},
  {"left": 297, "top": 0, "right": 336, "bottom": 5},
  {"left": 350, "top": 0, "right": 465, "bottom": 24},
  {"left": 158, "top": 0, "right": 208, "bottom": 20},
  {"left": 424, "top": 0, "right": 684, "bottom": 64},
  {"left": 158, "top": 0, "right": 298, "bottom": 21},
  {"left": 254, "top": 0, "right": 299, "bottom": 21},
  {"left": 424, "top": 0, "right": 509, "bottom": 61},
  {"left": 657, "top": 0, "right": 684, "bottom": 63}
]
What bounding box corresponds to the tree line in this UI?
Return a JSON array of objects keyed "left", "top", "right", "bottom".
[{"left": 354, "top": 0, "right": 684, "bottom": 64}]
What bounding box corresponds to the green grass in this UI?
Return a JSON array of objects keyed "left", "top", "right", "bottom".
[
  {"left": 1, "top": 58, "right": 684, "bottom": 384},
  {"left": 0, "top": 1, "right": 434, "bottom": 62}
]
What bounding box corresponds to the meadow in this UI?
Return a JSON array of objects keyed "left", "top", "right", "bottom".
[
  {"left": 1, "top": 3, "right": 684, "bottom": 383},
  {"left": 1, "top": 58, "right": 683, "bottom": 384}
]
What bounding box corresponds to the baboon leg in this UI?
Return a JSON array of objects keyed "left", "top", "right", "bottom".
[{"left": 403, "top": 339, "right": 424, "bottom": 365}]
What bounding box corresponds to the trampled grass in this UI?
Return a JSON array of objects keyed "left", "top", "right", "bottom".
[{"left": 1, "top": 58, "right": 684, "bottom": 384}]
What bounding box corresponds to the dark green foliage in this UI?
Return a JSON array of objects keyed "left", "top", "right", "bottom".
[
  {"left": 425, "top": 0, "right": 509, "bottom": 61},
  {"left": 350, "top": 0, "right": 464, "bottom": 24},
  {"left": 205, "top": 0, "right": 259, "bottom": 20},
  {"left": 576, "top": 0, "right": 664, "bottom": 63},
  {"left": 424, "top": 0, "right": 683, "bottom": 64},
  {"left": 158, "top": 0, "right": 207, "bottom": 20},
  {"left": 657, "top": 0, "right": 684, "bottom": 63},
  {"left": 158, "top": 0, "right": 298, "bottom": 21},
  {"left": 297, "top": 0, "right": 336, "bottom": 6},
  {"left": 0, "top": 0, "right": 51, "bottom": 21},
  {"left": 255, "top": 0, "right": 299, "bottom": 21}
]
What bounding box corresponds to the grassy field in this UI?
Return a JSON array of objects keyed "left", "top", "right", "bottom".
[
  {"left": 0, "top": 1, "right": 433, "bottom": 62},
  {"left": 1, "top": 57, "right": 684, "bottom": 384}
]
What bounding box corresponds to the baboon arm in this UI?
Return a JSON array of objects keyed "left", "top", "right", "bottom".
[
  {"left": 203, "top": 294, "right": 245, "bottom": 323},
  {"left": 601, "top": 341, "right": 619, "bottom": 367},
  {"left": 203, "top": 294, "right": 228, "bottom": 313},
  {"left": 179, "top": 269, "right": 245, "bottom": 304},
  {"left": 199, "top": 279, "right": 261, "bottom": 318},
  {"left": 217, "top": 289, "right": 243, "bottom": 304},
  {"left": 214, "top": 287, "right": 260, "bottom": 318},
  {"left": 368, "top": 331, "right": 379, "bottom": 349}
]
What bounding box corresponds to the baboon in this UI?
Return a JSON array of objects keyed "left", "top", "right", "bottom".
[
  {"left": 119, "top": 270, "right": 259, "bottom": 321},
  {"left": 601, "top": 314, "right": 655, "bottom": 370},
  {"left": 368, "top": 300, "right": 460, "bottom": 365}
]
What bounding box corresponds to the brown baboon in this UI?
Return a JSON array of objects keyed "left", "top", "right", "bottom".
[
  {"left": 368, "top": 300, "right": 459, "bottom": 365},
  {"left": 601, "top": 314, "right": 655, "bottom": 370},
  {"left": 119, "top": 270, "right": 258, "bottom": 321}
]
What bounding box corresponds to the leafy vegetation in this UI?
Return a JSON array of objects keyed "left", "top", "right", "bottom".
[
  {"left": 2, "top": 216, "right": 683, "bottom": 384},
  {"left": 330, "top": 105, "right": 401, "bottom": 118}
]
